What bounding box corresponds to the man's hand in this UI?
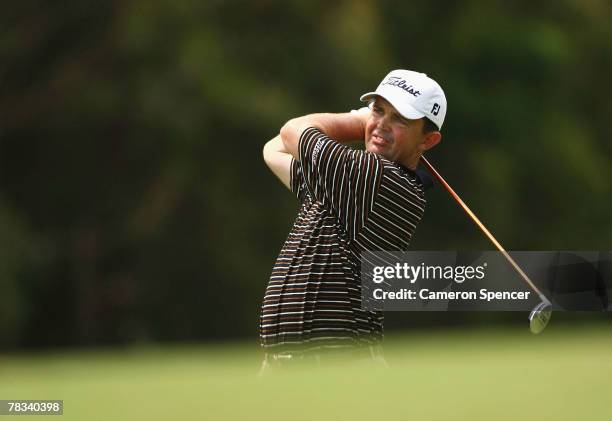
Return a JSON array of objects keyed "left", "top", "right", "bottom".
[
  {"left": 263, "top": 134, "right": 293, "bottom": 190},
  {"left": 279, "top": 111, "right": 369, "bottom": 161}
]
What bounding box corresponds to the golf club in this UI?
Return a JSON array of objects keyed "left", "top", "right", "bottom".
[{"left": 420, "top": 156, "right": 552, "bottom": 334}]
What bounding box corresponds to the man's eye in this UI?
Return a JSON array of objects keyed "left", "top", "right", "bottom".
[
  {"left": 394, "top": 116, "right": 409, "bottom": 126},
  {"left": 372, "top": 107, "right": 383, "bottom": 114}
]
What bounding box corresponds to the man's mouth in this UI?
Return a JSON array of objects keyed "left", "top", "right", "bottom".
[{"left": 370, "top": 133, "right": 391, "bottom": 147}]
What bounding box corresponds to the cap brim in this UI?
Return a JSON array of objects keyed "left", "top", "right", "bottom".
[{"left": 359, "top": 92, "right": 425, "bottom": 121}]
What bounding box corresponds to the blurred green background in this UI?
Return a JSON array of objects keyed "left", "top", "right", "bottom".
[{"left": 1, "top": 0, "right": 611, "bottom": 354}]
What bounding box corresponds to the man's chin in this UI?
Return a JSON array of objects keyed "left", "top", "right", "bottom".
[{"left": 366, "top": 143, "right": 390, "bottom": 158}]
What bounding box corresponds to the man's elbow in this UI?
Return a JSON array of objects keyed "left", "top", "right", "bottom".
[
  {"left": 280, "top": 117, "right": 308, "bottom": 157},
  {"left": 262, "top": 141, "right": 269, "bottom": 164}
]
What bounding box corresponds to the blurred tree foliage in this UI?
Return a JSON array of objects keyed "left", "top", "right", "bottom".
[{"left": 0, "top": 0, "right": 610, "bottom": 349}]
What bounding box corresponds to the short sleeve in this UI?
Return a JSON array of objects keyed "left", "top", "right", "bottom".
[{"left": 298, "top": 127, "right": 383, "bottom": 238}]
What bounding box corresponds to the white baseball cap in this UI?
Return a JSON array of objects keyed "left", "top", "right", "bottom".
[{"left": 360, "top": 69, "right": 447, "bottom": 129}]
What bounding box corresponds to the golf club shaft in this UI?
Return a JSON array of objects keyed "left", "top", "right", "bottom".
[{"left": 420, "top": 156, "right": 550, "bottom": 304}]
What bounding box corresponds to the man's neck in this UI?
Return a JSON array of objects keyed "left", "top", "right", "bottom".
[{"left": 400, "top": 154, "right": 420, "bottom": 171}]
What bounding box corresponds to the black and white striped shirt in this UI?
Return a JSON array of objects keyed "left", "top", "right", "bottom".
[{"left": 260, "top": 127, "right": 426, "bottom": 352}]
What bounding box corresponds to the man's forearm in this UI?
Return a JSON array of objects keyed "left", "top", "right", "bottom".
[
  {"left": 279, "top": 112, "right": 368, "bottom": 160},
  {"left": 296, "top": 112, "right": 367, "bottom": 143}
]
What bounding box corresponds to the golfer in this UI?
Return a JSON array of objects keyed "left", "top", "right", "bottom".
[{"left": 260, "top": 70, "right": 447, "bottom": 369}]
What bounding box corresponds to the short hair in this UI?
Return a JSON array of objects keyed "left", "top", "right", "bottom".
[{"left": 422, "top": 117, "right": 439, "bottom": 134}]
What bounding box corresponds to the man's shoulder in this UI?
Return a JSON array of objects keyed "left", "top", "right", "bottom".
[{"left": 378, "top": 158, "right": 426, "bottom": 196}]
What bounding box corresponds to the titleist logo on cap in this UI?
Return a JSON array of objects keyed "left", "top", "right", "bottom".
[{"left": 381, "top": 76, "right": 421, "bottom": 97}]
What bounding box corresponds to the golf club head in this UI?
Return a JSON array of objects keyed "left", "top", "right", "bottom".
[{"left": 529, "top": 301, "right": 552, "bottom": 334}]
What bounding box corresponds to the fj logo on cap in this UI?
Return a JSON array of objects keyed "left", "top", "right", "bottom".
[
  {"left": 431, "top": 103, "right": 440, "bottom": 116},
  {"left": 382, "top": 77, "right": 421, "bottom": 97}
]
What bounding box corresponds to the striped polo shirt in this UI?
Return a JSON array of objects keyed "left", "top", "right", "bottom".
[{"left": 260, "top": 127, "right": 426, "bottom": 353}]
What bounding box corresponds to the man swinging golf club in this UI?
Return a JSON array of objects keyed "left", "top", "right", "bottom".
[{"left": 259, "top": 69, "right": 446, "bottom": 370}]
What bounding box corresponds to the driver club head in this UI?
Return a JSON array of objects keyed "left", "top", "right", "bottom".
[{"left": 529, "top": 301, "right": 552, "bottom": 334}]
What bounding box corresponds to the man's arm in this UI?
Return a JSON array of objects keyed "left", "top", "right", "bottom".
[
  {"left": 279, "top": 109, "right": 381, "bottom": 240},
  {"left": 263, "top": 134, "right": 293, "bottom": 190},
  {"left": 279, "top": 111, "right": 369, "bottom": 160}
]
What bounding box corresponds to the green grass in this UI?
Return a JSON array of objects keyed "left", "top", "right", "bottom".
[{"left": 1, "top": 325, "right": 611, "bottom": 421}]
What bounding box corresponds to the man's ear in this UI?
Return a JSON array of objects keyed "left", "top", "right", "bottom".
[{"left": 422, "top": 131, "right": 441, "bottom": 151}]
